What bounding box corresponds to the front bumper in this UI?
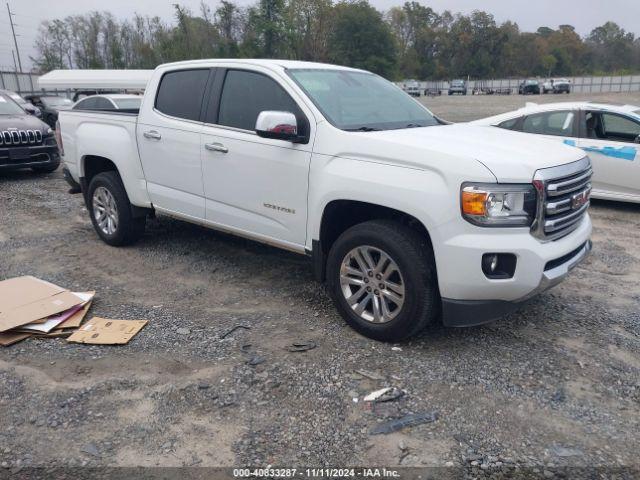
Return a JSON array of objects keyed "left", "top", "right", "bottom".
[
  {"left": 0, "top": 144, "right": 59, "bottom": 171},
  {"left": 442, "top": 240, "right": 591, "bottom": 326},
  {"left": 437, "top": 214, "right": 592, "bottom": 326}
]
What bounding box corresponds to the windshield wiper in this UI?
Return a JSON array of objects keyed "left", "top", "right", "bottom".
[
  {"left": 404, "top": 123, "right": 425, "bottom": 128},
  {"left": 345, "top": 126, "right": 380, "bottom": 132}
]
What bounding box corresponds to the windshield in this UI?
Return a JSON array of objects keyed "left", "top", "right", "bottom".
[
  {"left": 526, "top": 80, "right": 538, "bottom": 85},
  {"left": 113, "top": 97, "right": 142, "bottom": 109},
  {"left": 0, "top": 94, "right": 27, "bottom": 115},
  {"left": 451, "top": 80, "right": 464, "bottom": 86},
  {"left": 287, "top": 69, "right": 439, "bottom": 131},
  {"left": 42, "top": 97, "right": 73, "bottom": 107}
]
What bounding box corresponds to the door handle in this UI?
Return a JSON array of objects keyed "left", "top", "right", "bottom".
[
  {"left": 205, "top": 142, "right": 229, "bottom": 153},
  {"left": 143, "top": 130, "right": 161, "bottom": 140}
]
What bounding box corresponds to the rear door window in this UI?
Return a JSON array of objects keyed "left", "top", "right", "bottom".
[
  {"left": 522, "top": 111, "right": 575, "bottom": 136},
  {"left": 155, "top": 69, "right": 210, "bottom": 121},
  {"left": 600, "top": 113, "right": 640, "bottom": 143}
]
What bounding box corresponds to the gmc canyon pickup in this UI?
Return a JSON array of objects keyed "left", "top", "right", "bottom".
[{"left": 59, "top": 59, "right": 592, "bottom": 341}]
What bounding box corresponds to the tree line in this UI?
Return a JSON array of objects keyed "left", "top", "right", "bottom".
[{"left": 31, "top": 0, "right": 640, "bottom": 80}]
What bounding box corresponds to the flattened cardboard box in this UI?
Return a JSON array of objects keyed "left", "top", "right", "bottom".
[
  {"left": 0, "top": 332, "right": 31, "bottom": 347},
  {"left": 0, "top": 276, "right": 85, "bottom": 333},
  {"left": 67, "top": 317, "right": 148, "bottom": 345}
]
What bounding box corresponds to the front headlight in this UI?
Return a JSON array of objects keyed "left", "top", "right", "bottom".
[{"left": 461, "top": 183, "right": 537, "bottom": 227}]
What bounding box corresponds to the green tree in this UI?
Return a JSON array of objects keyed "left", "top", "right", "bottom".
[{"left": 329, "top": 0, "right": 396, "bottom": 77}]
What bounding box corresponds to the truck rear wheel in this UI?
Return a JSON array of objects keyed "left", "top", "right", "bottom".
[
  {"left": 326, "top": 220, "right": 440, "bottom": 341},
  {"left": 87, "top": 171, "right": 145, "bottom": 246}
]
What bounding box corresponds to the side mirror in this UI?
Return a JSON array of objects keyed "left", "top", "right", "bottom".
[
  {"left": 635, "top": 135, "right": 640, "bottom": 144},
  {"left": 23, "top": 105, "right": 37, "bottom": 116},
  {"left": 255, "top": 111, "right": 298, "bottom": 141}
]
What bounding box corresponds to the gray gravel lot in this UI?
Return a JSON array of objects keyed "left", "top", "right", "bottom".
[{"left": 1, "top": 92, "right": 639, "bottom": 478}]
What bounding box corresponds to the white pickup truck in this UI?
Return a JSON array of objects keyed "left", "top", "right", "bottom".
[{"left": 58, "top": 59, "right": 592, "bottom": 341}]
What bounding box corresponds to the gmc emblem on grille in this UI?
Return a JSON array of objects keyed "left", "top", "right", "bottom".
[{"left": 571, "top": 190, "right": 589, "bottom": 210}]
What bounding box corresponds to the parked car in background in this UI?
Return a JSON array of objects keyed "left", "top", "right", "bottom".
[
  {"left": 402, "top": 80, "right": 422, "bottom": 97},
  {"left": 1, "top": 89, "right": 41, "bottom": 118},
  {"left": 471, "top": 101, "right": 640, "bottom": 203},
  {"left": 58, "top": 59, "right": 592, "bottom": 341},
  {"left": 0, "top": 91, "right": 59, "bottom": 174},
  {"left": 519, "top": 79, "right": 541, "bottom": 95},
  {"left": 543, "top": 79, "right": 571, "bottom": 94},
  {"left": 448, "top": 79, "right": 467, "bottom": 95},
  {"left": 25, "top": 95, "right": 74, "bottom": 129},
  {"left": 73, "top": 94, "right": 142, "bottom": 112}
]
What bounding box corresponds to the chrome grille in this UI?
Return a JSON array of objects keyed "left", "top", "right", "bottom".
[
  {"left": 0, "top": 129, "right": 43, "bottom": 146},
  {"left": 532, "top": 157, "right": 592, "bottom": 241}
]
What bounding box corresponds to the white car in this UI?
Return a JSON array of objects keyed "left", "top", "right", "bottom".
[
  {"left": 471, "top": 102, "right": 640, "bottom": 203},
  {"left": 57, "top": 60, "right": 591, "bottom": 341},
  {"left": 542, "top": 79, "right": 571, "bottom": 94},
  {"left": 72, "top": 94, "right": 142, "bottom": 111}
]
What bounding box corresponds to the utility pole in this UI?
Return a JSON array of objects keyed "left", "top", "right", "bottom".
[{"left": 7, "top": 2, "right": 22, "bottom": 73}]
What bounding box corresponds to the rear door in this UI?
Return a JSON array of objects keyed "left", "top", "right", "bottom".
[
  {"left": 200, "top": 68, "right": 313, "bottom": 248},
  {"left": 136, "top": 68, "right": 212, "bottom": 218},
  {"left": 577, "top": 111, "right": 640, "bottom": 199}
]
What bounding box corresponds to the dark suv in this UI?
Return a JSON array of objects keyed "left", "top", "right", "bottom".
[
  {"left": 25, "top": 95, "right": 74, "bottom": 129},
  {"left": 518, "top": 79, "right": 540, "bottom": 95},
  {"left": 0, "top": 92, "right": 60, "bottom": 173}
]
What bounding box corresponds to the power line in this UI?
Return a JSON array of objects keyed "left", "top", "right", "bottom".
[{"left": 6, "top": 2, "right": 22, "bottom": 72}]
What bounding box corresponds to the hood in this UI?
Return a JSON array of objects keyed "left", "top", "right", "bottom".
[
  {"left": 0, "top": 113, "right": 50, "bottom": 132},
  {"left": 358, "top": 124, "right": 586, "bottom": 183}
]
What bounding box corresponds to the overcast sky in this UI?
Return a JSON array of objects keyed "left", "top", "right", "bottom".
[{"left": 2, "top": 0, "right": 640, "bottom": 71}]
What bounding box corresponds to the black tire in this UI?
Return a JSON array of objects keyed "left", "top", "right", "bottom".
[
  {"left": 31, "top": 163, "right": 59, "bottom": 174},
  {"left": 326, "top": 220, "right": 440, "bottom": 342},
  {"left": 87, "top": 171, "right": 145, "bottom": 246}
]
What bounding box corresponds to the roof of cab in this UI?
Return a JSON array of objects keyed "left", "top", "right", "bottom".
[
  {"left": 158, "top": 58, "right": 366, "bottom": 73},
  {"left": 471, "top": 100, "right": 640, "bottom": 125}
]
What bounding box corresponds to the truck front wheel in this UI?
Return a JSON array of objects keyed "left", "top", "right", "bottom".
[
  {"left": 87, "top": 171, "right": 145, "bottom": 246},
  {"left": 326, "top": 220, "right": 440, "bottom": 341}
]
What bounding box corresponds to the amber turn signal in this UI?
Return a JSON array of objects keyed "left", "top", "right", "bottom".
[{"left": 461, "top": 189, "right": 488, "bottom": 216}]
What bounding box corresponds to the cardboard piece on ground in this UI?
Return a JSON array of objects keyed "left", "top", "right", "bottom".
[
  {"left": 55, "top": 295, "right": 94, "bottom": 329},
  {"left": 18, "top": 292, "right": 95, "bottom": 333},
  {"left": 0, "top": 332, "right": 32, "bottom": 347},
  {"left": 67, "top": 317, "right": 148, "bottom": 345},
  {"left": 0, "top": 277, "right": 84, "bottom": 333}
]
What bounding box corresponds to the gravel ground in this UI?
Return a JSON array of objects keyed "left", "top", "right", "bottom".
[{"left": 1, "top": 92, "right": 639, "bottom": 479}]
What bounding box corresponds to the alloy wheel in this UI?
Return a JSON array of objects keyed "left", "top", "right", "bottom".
[
  {"left": 92, "top": 186, "right": 119, "bottom": 236},
  {"left": 339, "top": 245, "right": 405, "bottom": 323}
]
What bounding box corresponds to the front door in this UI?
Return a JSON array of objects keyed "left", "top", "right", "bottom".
[
  {"left": 578, "top": 111, "right": 640, "bottom": 199},
  {"left": 200, "top": 68, "right": 313, "bottom": 248},
  {"left": 136, "top": 68, "right": 211, "bottom": 218}
]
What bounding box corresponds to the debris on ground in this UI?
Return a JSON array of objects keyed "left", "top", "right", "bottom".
[
  {"left": 80, "top": 443, "right": 100, "bottom": 457},
  {"left": 0, "top": 276, "right": 95, "bottom": 347},
  {"left": 219, "top": 324, "right": 251, "bottom": 339},
  {"left": 285, "top": 340, "right": 317, "bottom": 352},
  {"left": 354, "top": 369, "right": 385, "bottom": 381},
  {"left": 67, "top": 318, "right": 148, "bottom": 345},
  {"left": 363, "top": 387, "right": 405, "bottom": 403},
  {"left": 550, "top": 445, "right": 584, "bottom": 457},
  {"left": 369, "top": 411, "right": 439, "bottom": 435},
  {"left": 246, "top": 355, "right": 266, "bottom": 366}
]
